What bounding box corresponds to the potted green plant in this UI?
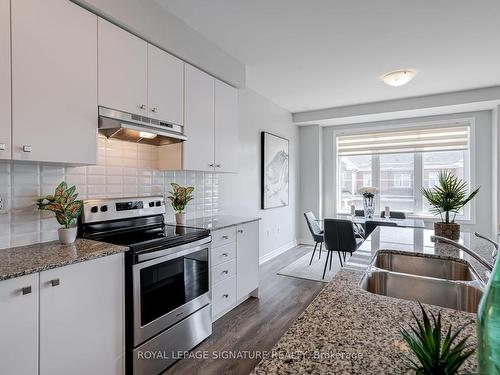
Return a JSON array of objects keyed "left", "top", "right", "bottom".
[
  {"left": 167, "top": 183, "right": 194, "bottom": 225},
  {"left": 421, "top": 170, "right": 480, "bottom": 240},
  {"left": 401, "top": 303, "right": 474, "bottom": 374},
  {"left": 36, "top": 181, "right": 83, "bottom": 244}
]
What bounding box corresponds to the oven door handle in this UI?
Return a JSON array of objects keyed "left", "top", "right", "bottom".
[{"left": 134, "top": 237, "right": 211, "bottom": 269}]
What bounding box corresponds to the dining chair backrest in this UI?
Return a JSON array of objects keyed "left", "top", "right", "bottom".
[
  {"left": 380, "top": 211, "right": 406, "bottom": 219},
  {"left": 355, "top": 210, "right": 365, "bottom": 217},
  {"left": 365, "top": 220, "right": 398, "bottom": 237},
  {"left": 323, "top": 219, "right": 358, "bottom": 254},
  {"left": 304, "top": 211, "right": 323, "bottom": 241}
]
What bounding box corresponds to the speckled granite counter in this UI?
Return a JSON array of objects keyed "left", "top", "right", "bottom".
[
  {"left": 0, "top": 239, "right": 128, "bottom": 281},
  {"left": 171, "top": 215, "right": 261, "bottom": 231},
  {"left": 252, "top": 227, "right": 496, "bottom": 374}
]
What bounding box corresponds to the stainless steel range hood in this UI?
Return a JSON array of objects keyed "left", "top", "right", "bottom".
[{"left": 98, "top": 107, "right": 187, "bottom": 146}]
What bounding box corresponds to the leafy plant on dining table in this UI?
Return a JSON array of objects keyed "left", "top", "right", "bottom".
[{"left": 421, "top": 170, "right": 480, "bottom": 224}]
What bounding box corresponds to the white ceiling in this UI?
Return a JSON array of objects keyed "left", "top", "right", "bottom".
[{"left": 154, "top": 0, "right": 500, "bottom": 113}]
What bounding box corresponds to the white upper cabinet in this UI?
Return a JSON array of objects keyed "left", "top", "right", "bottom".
[
  {"left": 11, "top": 0, "right": 97, "bottom": 164},
  {"left": 184, "top": 64, "right": 215, "bottom": 172},
  {"left": 39, "top": 254, "right": 124, "bottom": 375},
  {"left": 0, "top": 273, "right": 39, "bottom": 375},
  {"left": 0, "top": 0, "right": 11, "bottom": 160},
  {"left": 215, "top": 80, "right": 238, "bottom": 173},
  {"left": 148, "top": 44, "right": 184, "bottom": 125},
  {"left": 98, "top": 18, "right": 148, "bottom": 115}
]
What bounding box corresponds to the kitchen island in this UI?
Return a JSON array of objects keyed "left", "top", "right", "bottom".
[{"left": 251, "top": 227, "right": 495, "bottom": 374}]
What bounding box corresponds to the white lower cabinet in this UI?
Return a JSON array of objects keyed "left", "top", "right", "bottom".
[
  {"left": 211, "top": 221, "right": 259, "bottom": 321},
  {"left": 40, "top": 254, "right": 124, "bottom": 375},
  {"left": 0, "top": 254, "right": 124, "bottom": 375},
  {"left": 0, "top": 273, "right": 39, "bottom": 375}
]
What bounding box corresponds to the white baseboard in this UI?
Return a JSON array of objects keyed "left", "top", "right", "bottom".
[
  {"left": 297, "top": 238, "right": 315, "bottom": 246},
  {"left": 259, "top": 239, "right": 298, "bottom": 264}
]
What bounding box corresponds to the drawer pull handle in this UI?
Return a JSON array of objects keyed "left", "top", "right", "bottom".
[
  {"left": 50, "top": 279, "right": 60, "bottom": 287},
  {"left": 22, "top": 145, "right": 32, "bottom": 153},
  {"left": 222, "top": 270, "right": 229, "bottom": 274},
  {"left": 238, "top": 229, "right": 244, "bottom": 234},
  {"left": 0, "top": 143, "right": 5, "bottom": 151},
  {"left": 222, "top": 253, "right": 228, "bottom": 257},
  {"left": 222, "top": 235, "right": 229, "bottom": 240},
  {"left": 223, "top": 294, "right": 229, "bottom": 298},
  {"left": 21, "top": 286, "right": 32, "bottom": 295}
]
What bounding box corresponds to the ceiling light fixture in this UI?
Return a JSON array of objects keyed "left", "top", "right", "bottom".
[
  {"left": 139, "top": 131, "right": 157, "bottom": 139},
  {"left": 382, "top": 69, "right": 417, "bottom": 87}
]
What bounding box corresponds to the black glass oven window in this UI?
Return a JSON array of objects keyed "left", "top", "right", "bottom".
[{"left": 140, "top": 248, "right": 209, "bottom": 326}]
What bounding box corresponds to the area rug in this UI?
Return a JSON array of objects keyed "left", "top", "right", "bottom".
[{"left": 277, "top": 246, "right": 343, "bottom": 282}]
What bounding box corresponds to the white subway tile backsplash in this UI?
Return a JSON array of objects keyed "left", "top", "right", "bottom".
[{"left": 0, "top": 138, "right": 217, "bottom": 249}]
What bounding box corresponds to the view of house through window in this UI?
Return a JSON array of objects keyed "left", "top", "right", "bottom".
[{"left": 337, "top": 125, "right": 471, "bottom": 218}]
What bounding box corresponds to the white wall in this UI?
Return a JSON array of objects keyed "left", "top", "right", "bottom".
[
  {"left": 319, "top": 110, "right": 495, "bottom": 236},
  {"left": 218, "top": 88, "right": 299, "bottom": 262},
  {"left": 72, "top": 0, "right": 245, "bottom": 87},
  {"left": 298, "top": 125, "right": 322, "bottom": 242}
]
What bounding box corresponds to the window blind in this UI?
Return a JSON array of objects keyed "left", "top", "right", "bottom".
[{"left": 337, "top": 124, "right": 469, "bottom": 156}]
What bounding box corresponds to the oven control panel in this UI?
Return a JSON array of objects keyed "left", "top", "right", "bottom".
[{"left": 81, "top": 196, "right": 165, "bottom": 223}]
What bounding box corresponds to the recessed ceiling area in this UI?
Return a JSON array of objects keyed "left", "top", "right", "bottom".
[{"left": 154, "top": 0, "right": 500, "bottom": 113}]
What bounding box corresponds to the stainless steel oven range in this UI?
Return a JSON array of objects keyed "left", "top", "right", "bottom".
[{"left": 79, "top": 196, "right": 212, "bottom": 375}]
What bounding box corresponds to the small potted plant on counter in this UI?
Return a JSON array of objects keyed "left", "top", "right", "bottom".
[
  {"left": 401, "top": 303, "right": 474, "bottom": 374},
  {"left": 36, "top": 181, "right": 83, "bottom": 244},
  {"left": 167, "top": 183, "right": 194, "bottom": 225},
  {"left": 422, "top": 170, "right": 480, "bottom": 240}
]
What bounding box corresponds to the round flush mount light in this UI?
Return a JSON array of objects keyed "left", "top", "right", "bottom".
[{"left": 382, "top": 69, "right": 417, "bottom": 87}]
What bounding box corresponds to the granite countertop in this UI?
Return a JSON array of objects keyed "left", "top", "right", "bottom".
[
  {"left": 252, "top": 227, "right": 496, "bottom": 374},
  {"left": 0, "top": 239, "right": 128, "bottom": 281},
  {"left": 172, "top": 215, "right": 261, "bottom": 231}
]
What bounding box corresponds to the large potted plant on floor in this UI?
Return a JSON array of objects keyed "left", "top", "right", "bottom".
[
  {"left": 421, "top": 170, "right": 480, "bottom": 240},
  {"left": 36, "top": 181, "right": 83, "bottom": 244}
]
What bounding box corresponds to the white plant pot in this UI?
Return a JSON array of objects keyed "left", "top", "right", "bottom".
[
  {"left": 175, "top": 213, "right": 187, "bottom": 225},
  {"left": 58, "top": 226, "right": 77, "bottom": 244}
]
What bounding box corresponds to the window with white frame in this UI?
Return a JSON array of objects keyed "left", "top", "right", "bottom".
[{"left": 336, "top": 123, "right": 472, "bottom": 219}]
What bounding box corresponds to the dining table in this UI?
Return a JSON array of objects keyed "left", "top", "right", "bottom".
[{"left": 317, "top": 214, "right": 426, "bottom": 229}]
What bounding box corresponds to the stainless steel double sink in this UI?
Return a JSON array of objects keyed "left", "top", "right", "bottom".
[{"left": 360, "top": 251, "right": 484, "bottom": 313}]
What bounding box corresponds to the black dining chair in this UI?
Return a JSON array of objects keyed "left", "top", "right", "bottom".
[
  {"left": 380, "top": 211, "right": 406, "bottom": 219},
  {"left": 365, "top": 220, "right": 398, "bottom": 237},
  {"left": 322, "top": 219, "right": 363, "bottom": 279},
  {"left": 354, "top": 209, "right": 365, "bottom": 217},
  {"left": 304, "top": 211, "right": 324, "bottom": 265}
]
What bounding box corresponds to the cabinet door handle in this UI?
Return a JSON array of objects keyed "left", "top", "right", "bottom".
[
  {"left": 0, "top": 143, "right": 5, "bottom": 151},
  {"left": 49, "top": 279, "right": 60, "bottom": 287},
  {"left": 222, "top": 270, "right": 229, "bottom": 274},
  {"left": 222, "top": 235, "right": 229, "bottom": 240},
  {"left": 139, "top": 104, "right": 146, "bottom": 110},
  {"left": 21, "top": 286, "right": 32, "bottom": 295},
  {"left": 215, "top": 164, "right": 221, "bottom": 168},
  {"left": 223, "top": 294, "right": 229, "bottom": 298},
  {"left": 238, "top": 229, "right": 244, "bottom": 234},
  {"left": 209, "top": 163, "right": 215, "bottom": 167},
  {"left": 222, "top": 253, "right": 228, "bottom": 257},
  {"left": 151, "top": 107, "right": 158, "bottom": 113},
  {"left": 22, "top": 145, "right": 32, "bottom": 153}
]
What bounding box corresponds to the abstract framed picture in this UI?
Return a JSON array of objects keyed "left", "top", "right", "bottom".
[{"left": 261, "top": 132, "right": 289, "bottom": 209}]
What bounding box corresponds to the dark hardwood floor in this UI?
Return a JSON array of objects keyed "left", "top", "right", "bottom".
[{"left": 164, "top": 245, "right": 325, "bottom": 375}]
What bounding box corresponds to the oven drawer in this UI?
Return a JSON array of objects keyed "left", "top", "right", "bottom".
[
  {"left": 211, "top": 259, "right": 236, "bottom": 285},
  {"left": 211, "top": 242, "right": 236, "bottom": 266},
  {"left": 132, "top": 304, "right": 212, "bottom": 375},
  {"left": 212, "top": 227, "right": 236, "bottom": 248},
  {"left": 212, "top": 276, "right": 236, "bottom": 317}
]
